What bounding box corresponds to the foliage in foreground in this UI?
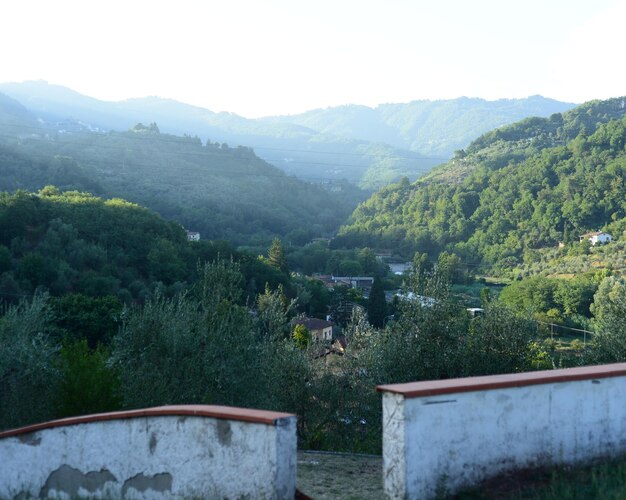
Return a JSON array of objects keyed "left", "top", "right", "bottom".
[{"left": 4, "top": 264, "right": 626, "bottom": 453}]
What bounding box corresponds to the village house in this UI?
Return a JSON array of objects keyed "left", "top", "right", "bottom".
[
  {"left": 331, "top": 276, "right": 374, "bottom": 290},
  {"left": 579, "top": 231, "right": 612, "bottom": 245},
  {"left": 312, "top": 274, "right": 375, "bottom": 293},
  {"left": 291, "top": 317, "right": 334, "bottom": 342},
  {"left": 185, "top": 230, "right": 201, "bottom": 242}
]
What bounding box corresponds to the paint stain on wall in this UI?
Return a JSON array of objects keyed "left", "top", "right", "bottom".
[
  {"left": 122, "top": 472, "right": 173, "bottom": 496},
  {"left": 217, "top": 420, "right": 232, "bottom": 446},
  {"left": 40, "top": 465, "right": 117, "bottom": 498}
]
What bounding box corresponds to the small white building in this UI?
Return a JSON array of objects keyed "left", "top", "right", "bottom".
[
  {"left": 579, "top": 231, "right": 612, "bottom": 245},
  {"left": 186, "top": 230, "right": 201, "bottom": 242},
  {"left": 331, "top": 276, "right": 374, "bottom": 289}
]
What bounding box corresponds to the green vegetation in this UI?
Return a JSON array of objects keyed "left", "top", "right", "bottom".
[
  {"left": 265, "top": 95, "right": 574, "bottom": 157},
  {"left": 4, "top": 91, "right": 626, "bottom": 491},
  {"left": 335, "top": 97, "right": 626, "bottom": 274},
  {"left": 0, "top": 113, "right": 365, "bottom": 244},
  {"left": 367, "top": 275, "right": 387, "bottom": 328},
  {"left": 0, "top": 83, "right": 441, "bottom": 189},
  {"left": 0, "top": 188, "right": 192, "bottom": 302},
  {"left": 0, "top": 243, "right": 563, "bottom": 454}
]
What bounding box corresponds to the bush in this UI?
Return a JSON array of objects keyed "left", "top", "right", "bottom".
[
  {"left": 0, "top": 295, "right": 61, "bottom": 430},
  {"left": 57, "top": 340, "right": 121, "bottom": 418}
]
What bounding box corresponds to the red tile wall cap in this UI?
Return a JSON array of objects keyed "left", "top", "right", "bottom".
[
  {"left": 377, "top": 362, "right": 626, "bottom": 398},
  {"left": 0, "top": 405, "right": 296, "bottom": 439}
]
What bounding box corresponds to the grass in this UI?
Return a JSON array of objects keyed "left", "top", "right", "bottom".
[
  {"left": 454, "top": 459, "right": 626, "bottom": 499},
  {"left": 296, "top": 450, "right": 626, "bottom": 499},
  {"left": 296, "top": 450, "right": 383, "bottom": 499}
]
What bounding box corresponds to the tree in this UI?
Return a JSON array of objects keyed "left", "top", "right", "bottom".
[
  {"left": 50, "top": 294, "right": 123, "bottom": 347},
  {"left": 588, "top": 276, "right": 626, "bottom": 362},
  {"left": 357, "top": 247, "right": 378, "bottom": 275},
  {"left": 292, "top": 324, "right": 311, "bottom": 349},
  {"left": 338, "top": 259, "right": 362, "bottom": 278},
  {"left": 437, "top": 251, "right": 463, "bottom": 284},
  {"left": 591, "top": 276, "right": 626, "bottom": 336},
  {"left": 268, "top": 238, "right": 289, "bottom": 275},
  {"left": 256, "top": 284, "right": 295, "bottom": 340},
  {"left": 0, "top": 294, "right": 61, "bottom": 430},
  {"left": 412, "top": 252, "right": 433, "bottom": 293},
  {"left": 57, "top": 340, "right": 121, "bottom": 418},
  {"left": 499, "top": 276, "right": 558, "bottom": 315},
  {"left": 463, "top": 302, "right": 542, "bottom": 375},
  {"left": 553, "top": 276, "right": 597, "bottom": 317},
  {"left": 367, "top": 276, "right": 387, "bottom": 328}
]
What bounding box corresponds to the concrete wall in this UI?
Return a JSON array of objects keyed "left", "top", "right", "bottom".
[
  {"left": 378, "top": 363, "right": 626, "bottom": 499},
  {"left": 0, "top": 405, "right": 297, "bottom": 499}
]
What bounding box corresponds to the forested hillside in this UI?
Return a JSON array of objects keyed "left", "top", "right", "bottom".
[
  {"left": 0, "top": 83, "right": 575, "bottom": 189},
  {"left": 0, "top": 189, "right": 289, "bottom": 303},
  {"left": 0, "top": 82, "right": 438, "bottom": 189},
  {"left": 335, "top": 97, "right": 626, "bottom": 272},
  {"left": 0, "top": 114, "right": 364, "bottom": 243},
  {"left": 262, "top": 96, "right": 575, "bottom": 157}
]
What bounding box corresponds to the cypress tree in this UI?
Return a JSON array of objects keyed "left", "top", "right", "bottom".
[
  {"left": 268, "top": 238, "right": 289, "bottom": 275},
  {"left": 367, "top": 275, "right": 387, "bottom": 328}
]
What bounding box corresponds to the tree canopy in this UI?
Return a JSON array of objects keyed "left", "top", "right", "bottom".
[{"left": 334, "top": 97, "right": 626, "bottom": 274}]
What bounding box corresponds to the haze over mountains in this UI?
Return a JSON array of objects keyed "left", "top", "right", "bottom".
[
  {"left": 263, "top": 95, "right": 575, "bottom": 157},
  {"left": 0, "top": 92, "right": 364, "bottom": 244},
  {"left": 0, "top": 81, "right": 575, "bottom": 188}
]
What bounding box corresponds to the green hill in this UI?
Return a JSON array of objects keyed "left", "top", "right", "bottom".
[
  {"left": 0, "top": 188, "right": 191, "bottom": 301},
  {"left": 262, "top": 96, "right": 575, "bottom": 157},
  {"left": 0, "top": 82, "right": 438, "bottom": 189},
  {"left": 334, "top": 97, "right": 626, "bottom": 272},
  {"left": 0, "top": 188, "right": 294, "bottom": 306},
  {"left": 0, "top": 114, "right": 365, "bottom": 244}
]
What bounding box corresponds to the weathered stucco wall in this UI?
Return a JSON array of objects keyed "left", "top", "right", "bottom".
[
  {"left": 0, "top": 405, "right": 297, "bottom": 499},
  {"left": 378, "top": 363, "right": 626, "bottom": 499}
]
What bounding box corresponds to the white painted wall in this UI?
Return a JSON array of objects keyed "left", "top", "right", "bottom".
[
  {"left": 0, "top": 411, "right": 297, "bottom": 499},
  {"left": 381, "top": 372, "right": 626, "bottom": 499},
  {"left": 591, "top": 233, "right": 612, "bottom": 245}
]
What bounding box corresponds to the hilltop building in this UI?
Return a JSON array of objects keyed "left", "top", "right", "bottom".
[
  {"left": 185, "top": 230, "right": 200, "bottom": 242},
  {"left": 579, "top": 231, "right": 612, "bottom": 245}
]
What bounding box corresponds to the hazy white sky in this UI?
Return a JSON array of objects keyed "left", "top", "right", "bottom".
[{"left": 1, "top": 0, "right": 624, "bottom": 117}]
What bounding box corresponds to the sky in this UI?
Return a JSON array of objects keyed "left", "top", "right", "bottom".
[{"left": 1, "top": 0, "right": 624, "bottom": 118}]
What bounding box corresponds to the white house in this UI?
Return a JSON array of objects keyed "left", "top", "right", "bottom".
[
  {"left": 579, "top": 231, "right": 612, "bottom": 245},
  {"left": 331, "top": 276, "right": 374, "bottom": 289},
  {"left": 186, "top": 230, "right": 201, "bottom": 242}
]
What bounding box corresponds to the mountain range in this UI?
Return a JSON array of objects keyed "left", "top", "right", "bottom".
[
  {"left": 0, "top": 93, "right": 363, "bottom": 244},
  {"left": 0, "top": 81, "right": 575, "bottom": 188}
]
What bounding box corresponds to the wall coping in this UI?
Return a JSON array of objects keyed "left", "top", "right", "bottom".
[
  {"left": 0, "top": 405, "right": 295, "bottom": 439},
  {"left": 376, "top": 363, "right": 626, "bottom": 398}
]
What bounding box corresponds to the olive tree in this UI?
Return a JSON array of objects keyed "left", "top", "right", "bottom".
[{"left": 0, "top": 294, "right": 60, "bottom": 430}]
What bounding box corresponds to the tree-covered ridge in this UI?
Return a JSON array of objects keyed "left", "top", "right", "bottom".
[
  {"left": 0, "top": 188, "right": 298, "bottom": 305},
  {"left": 0, "top": 92, "right": 40, "bottom": 136},
  {"left": 0, "top": 188, "right": 190, "bottom": 301},
  {"left": 0, "top": 83, "right": 439, "bottom": 189},
  {"left": 335, "top": 97, "right": 626, "bottom": 270},
  {"left": 0, "top": 124, "right": 365, "bottom": 244},
  {"left": 263, "top": 95, "right": 575, "bottom": 157}
]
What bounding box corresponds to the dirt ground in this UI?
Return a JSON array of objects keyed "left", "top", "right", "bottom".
[{"left": 296, "top": 450, "right": 383, "bottom": 499}]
